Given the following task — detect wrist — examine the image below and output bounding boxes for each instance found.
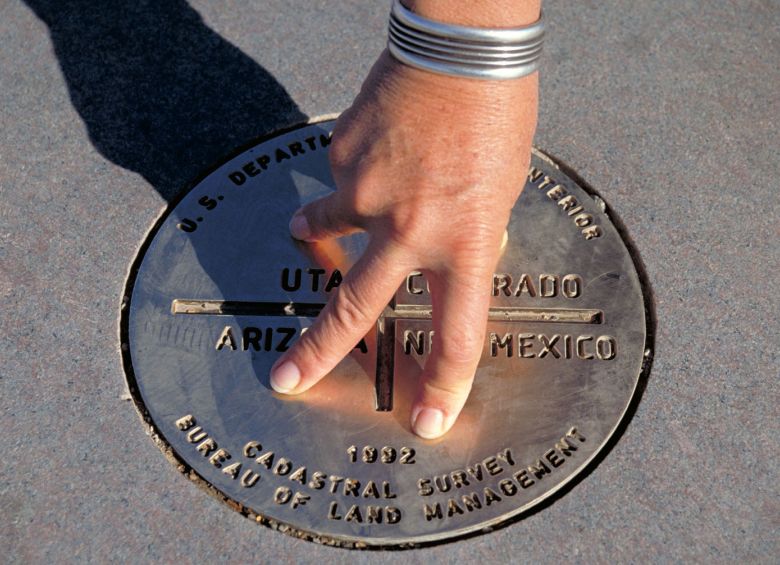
[380,49,536,103]
[401,0,541,27]
[374,50,538,130]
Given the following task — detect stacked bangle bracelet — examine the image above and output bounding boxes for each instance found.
[387,0,545,80]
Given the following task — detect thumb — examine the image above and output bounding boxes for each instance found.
[290,192,360,242]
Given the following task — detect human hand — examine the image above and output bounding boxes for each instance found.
[270,51,538,439]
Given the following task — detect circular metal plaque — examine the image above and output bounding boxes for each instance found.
[121,120,651,548]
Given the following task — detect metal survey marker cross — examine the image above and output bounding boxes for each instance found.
[171,290,604,411]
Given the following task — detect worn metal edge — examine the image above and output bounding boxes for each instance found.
[117,119,656,550]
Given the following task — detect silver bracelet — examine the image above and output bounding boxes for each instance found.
[387,0,545,80]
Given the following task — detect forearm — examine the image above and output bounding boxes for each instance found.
[401,0,541,27]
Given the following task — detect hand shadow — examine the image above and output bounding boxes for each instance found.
[23,0,307,202]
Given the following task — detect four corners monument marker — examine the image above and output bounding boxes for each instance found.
[121,120,651,548]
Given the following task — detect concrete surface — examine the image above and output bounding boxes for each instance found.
[1,0,777,562]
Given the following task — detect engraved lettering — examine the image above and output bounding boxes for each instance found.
[243,441,261,458]
[256,155,271,170]
[567,427,586,442]
[242,327,261,351]
[380,446,397,464]
[288,141,305,156]
[275,148,291,163]
[344,478,361,497]
[242,161,261,178]
[576,336,594,360]
[557,194,579,212]
[490,332,513,357]
[582,225,602,240]
[362,446,378,463]
[547,185,567,201]
[255,451,274,469]
[404,330,425,355]
[544,449,564,468]
[434,475,452,493]
[196,438,217,457]
[515,273,536,297]
[538,176,554,190]
[223,462,242,480]
[274,486,292,505]
[451,470,469,489]
[228,171,246,186]
[596,336,617,360]
[382,481,398,499]
[539,274,558,298]
[514,470,535,488]
[324,269,343,292]
[574,213,593,228]
[527,460,551,480]
[493,273,512,296]
[467,463,484,482]
[187,427,207,444]
[497,448,515,466]
[281,267,301,291]
[175,414,196,431]
[483,487,502,506]
[424,502,443,521]
[329,476,344,494]
[289,466,307,484]
[406,271,426,295]
[418,479,433,496]
[461,493,482,512]
[362,481,380,499]
[345,504,363,523]
[215,326,237,351]
[555,437,578,456]
[447,498,464,517]
[209,448,231,469]
[538,334,561,359]
[275,328,295,352]
[241,470,260,488]
[386,507,402,524]
[366,505,382,524]
[562,274,582,298]
[400,447,416,464]
[291,491,310,509]
[308,471,327,490]
[328,501,342,520]
[307,268,326,292]
[518,333,535,358]
[484,457,503,476]
[499,479,518,496]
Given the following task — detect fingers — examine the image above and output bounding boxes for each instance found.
[289,192,360,242]
[411,268,493,439]
[270,239,411,395]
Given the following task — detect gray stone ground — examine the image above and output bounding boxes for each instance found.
[1,0,777,562]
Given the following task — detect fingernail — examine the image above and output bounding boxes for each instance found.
[411,407,444,439]
[289,212,311,241]
[270,361,301,393]
[500,229,509,252]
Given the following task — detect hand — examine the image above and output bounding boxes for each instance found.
[270,51,538,439]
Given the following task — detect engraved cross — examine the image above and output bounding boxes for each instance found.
[172,293,602,412]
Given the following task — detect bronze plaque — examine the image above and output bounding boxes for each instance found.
[121,120,652,548]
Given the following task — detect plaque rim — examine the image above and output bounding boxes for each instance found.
[118,118,656,549]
